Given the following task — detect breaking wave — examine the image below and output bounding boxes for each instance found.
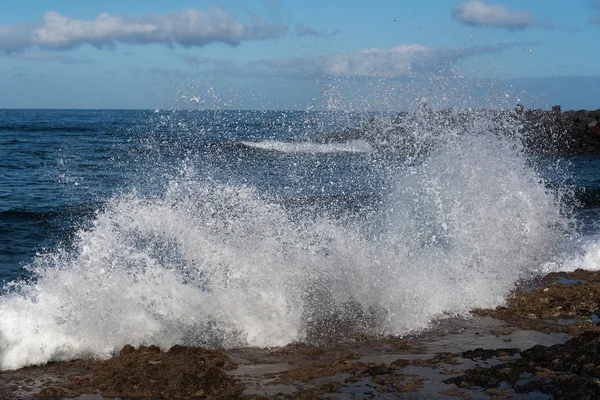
[0,111,578,370]
[241,139,373,154]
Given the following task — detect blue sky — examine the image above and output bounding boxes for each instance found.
[0,0,599,110]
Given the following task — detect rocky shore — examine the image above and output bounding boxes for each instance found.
[2,269,600,399]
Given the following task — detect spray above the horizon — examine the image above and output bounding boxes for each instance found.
[0,100,582,371]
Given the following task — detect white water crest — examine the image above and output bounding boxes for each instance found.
[541,235,600,274]
[0,111,574,370]
[241,139,373,153]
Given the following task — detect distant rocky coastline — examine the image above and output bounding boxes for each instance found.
[515,106,600,154]
[331,105,600,155]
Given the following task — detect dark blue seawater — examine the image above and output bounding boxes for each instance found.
[2,109,600,284]
[0,109,381,281]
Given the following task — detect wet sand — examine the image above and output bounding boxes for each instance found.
[2,269,600,399]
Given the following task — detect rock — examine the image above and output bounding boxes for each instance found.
[38,387,68,397]
[119,344,135,356]
[589,120,598,128]
[460,347,520,361]
[578,110,591,117]
[60,345,242,399]
[576,114,595,123]
[446,332,600,398]
[137,344,161,353]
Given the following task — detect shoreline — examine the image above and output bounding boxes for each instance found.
[2,269,600,399]
[334,106,600,155]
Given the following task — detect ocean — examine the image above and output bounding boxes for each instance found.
[1,108,600,371]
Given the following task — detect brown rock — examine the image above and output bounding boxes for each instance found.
[474,269,600,335]
[119,344,135,356]
[38,387,68,397]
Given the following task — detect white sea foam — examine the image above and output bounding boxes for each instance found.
[0,113,574,370]
[241,139,373,153]
[540,235,600,274]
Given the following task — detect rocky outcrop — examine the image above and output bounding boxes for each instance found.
[559,107,600,153]
[516,106,600,154]
[340,105,600,155]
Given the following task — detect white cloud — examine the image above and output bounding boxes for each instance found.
[259,43,516,79]
[262,45,432,79]
[166,43,519,82]
[452,0,535,30]
[0,7,288,52]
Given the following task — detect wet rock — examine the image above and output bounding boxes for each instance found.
[319,381,342,393]
[450,271,600,398]
[38,387,69,397]
[269,359,367,384]
[460,347,520,361]
[43,345,244,399]
[446,332,600,399]
[363,363,396,376]
[119,344,135,356]
[372,374,424,393]
[474,269,600,335]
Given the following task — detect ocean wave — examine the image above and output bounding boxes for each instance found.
[0,118,573,370]
[241,139,373,154]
